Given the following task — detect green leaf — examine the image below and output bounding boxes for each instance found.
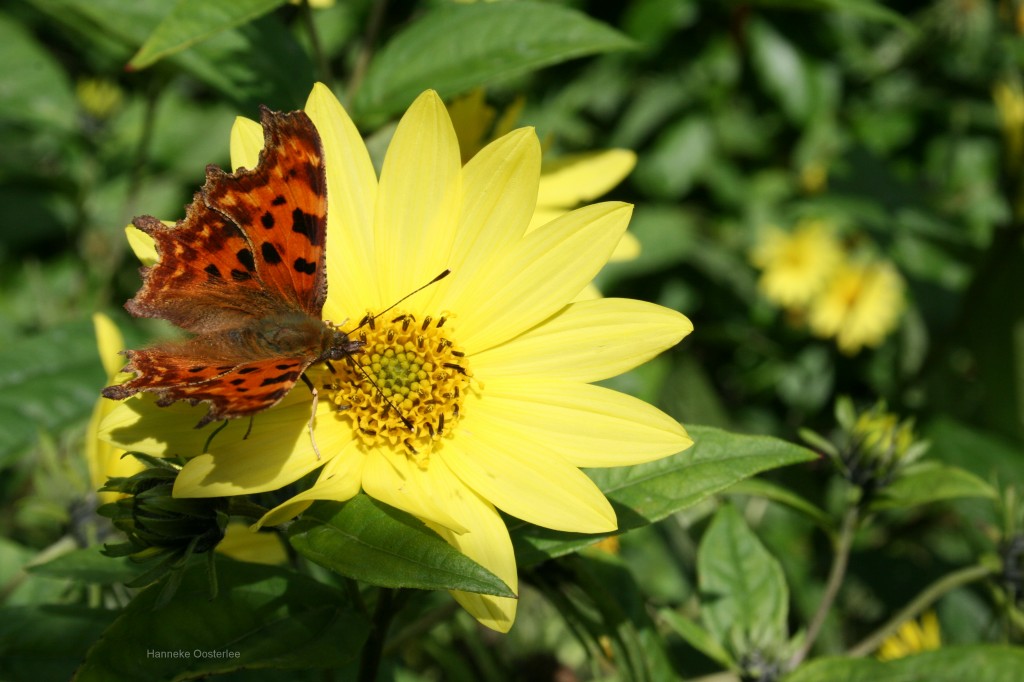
[872,462,997,511]
[129,0,289,70]
[751,0,917,32]
[27,0,312,109]
[633,116,715,199]
[659,608,737,670]
[75,561,366,680]
[698,505,789,653]
[288,496,514,597]
[726,478,833,533]
[512,426,818,566]
[0,606,117,682]
[0,319,105,467]
[783,646,1024,682]
[26,546,142,585]
[353,1,634,125]
[0,12,77,132]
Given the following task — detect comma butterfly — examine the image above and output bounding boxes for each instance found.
[102,107,362,428]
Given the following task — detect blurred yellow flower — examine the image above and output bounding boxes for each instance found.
[749,219,843,309]
[994,80,1024,168]
[808,258,905,355]
[877,612,941,660]
[76,78,123,120]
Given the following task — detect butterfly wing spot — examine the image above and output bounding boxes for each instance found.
[236,248,256,272]
[294,258,316,275]
[291,209,319,245]
[261,242,282,264]
[271,195,286,206]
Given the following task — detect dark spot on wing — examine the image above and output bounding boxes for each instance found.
[236,248,256,272]
[271,195,287,206]
[188,366,207,373]
[261,211,275,228]
[291,209,319,245]
[294,258,316,275]
[260,371,299,387]
[230,269,252,282]
[204,263,221,278]
[237,367,259,374]
[230,378,245,386]
[261,242,282,265]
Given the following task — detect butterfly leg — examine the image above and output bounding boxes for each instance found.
[301,374,322,461]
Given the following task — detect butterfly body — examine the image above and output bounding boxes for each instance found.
[103,107,360,427]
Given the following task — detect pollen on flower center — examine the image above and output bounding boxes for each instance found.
[329,310,470,456]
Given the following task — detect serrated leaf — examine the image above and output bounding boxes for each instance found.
[75,561,366,680]
[129,0,289,70]
[871,462,997,511]
[783,646,1024,682]
[659,608,737,670]
[288,496,514,597]
[512,426,818,566]
[26,546,142,585]
[698,505,789,653]
[353,1,634,125]
[0,606,117,682]
[0,319,105,467]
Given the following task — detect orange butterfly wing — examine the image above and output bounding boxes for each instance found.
[104,108,335,425]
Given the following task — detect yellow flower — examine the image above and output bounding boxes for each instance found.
[216,523,288,565]
[86,313,144,504]
[101,85,694,632]
[877,612,942,660]
[76,78,123,120]
[448,89,640,265]
[749,219,844,310]
[807,258,905,355]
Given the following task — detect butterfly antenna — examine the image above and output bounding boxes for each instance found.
[337,355,415,431]
[351,269,451,332]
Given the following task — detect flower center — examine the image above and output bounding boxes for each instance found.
[329,311,470,456]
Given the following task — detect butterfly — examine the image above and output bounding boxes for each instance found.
[102,107,363,429]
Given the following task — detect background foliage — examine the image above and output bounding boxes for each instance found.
[2,0,1024,680]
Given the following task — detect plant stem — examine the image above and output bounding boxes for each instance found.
[300,0,332,87]
[347,0,388,103]
[358,588,397,682]
[846,563,997,658]
[789,505,860,668]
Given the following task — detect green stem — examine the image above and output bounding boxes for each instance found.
[300,0,332,87]
[358,588,397,682]
[347,0,388,103]
[789,505,860,668]
[847,563,997,658]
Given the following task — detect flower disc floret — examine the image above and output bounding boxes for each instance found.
[333,310,470,455]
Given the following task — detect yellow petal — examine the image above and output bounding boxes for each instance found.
[442,412,617,533]
[374,90,462,307]
[305,83,381,319]
[436,127,540,313]
[216,523,288,565]
[172,395,352,498]
[470,378,692,467]
[535,149,636,210]
[125,224,158,266]
[454,202,632,354]
[361,448,468,533]
[92,312,125,379]
[100,395,223,457]
[229,115,263,171]
[420,456,518,632]
[255,440,365,528]
[612,231,641,262]
[473,297,692,383]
